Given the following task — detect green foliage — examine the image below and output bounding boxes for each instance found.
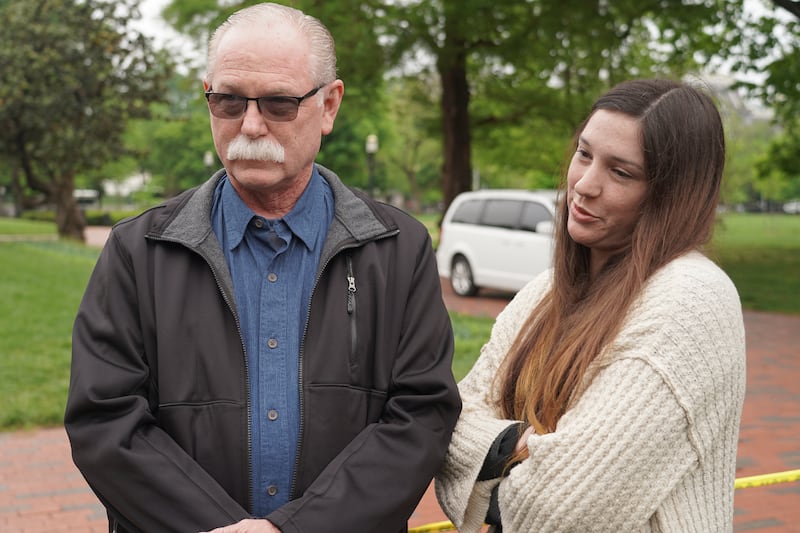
[0,0,171,238]
[150,1,795,212]
[379,76,444,207]
[723,4,799,204]
[754,120,800,203]
[723,114,780,206]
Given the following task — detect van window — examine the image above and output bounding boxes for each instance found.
[451,199,483,224]
[519,201,552,232]
[482,200,523,229]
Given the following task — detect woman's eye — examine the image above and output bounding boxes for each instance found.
[613,168,633,179]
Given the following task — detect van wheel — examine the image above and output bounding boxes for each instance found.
[451,257,478,296]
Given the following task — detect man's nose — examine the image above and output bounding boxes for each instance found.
[240,100,269,136]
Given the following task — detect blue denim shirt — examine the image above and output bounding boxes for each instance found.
[211,168,333,516]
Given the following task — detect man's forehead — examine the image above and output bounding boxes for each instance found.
[211,26,311,88]
[218,22,307,55]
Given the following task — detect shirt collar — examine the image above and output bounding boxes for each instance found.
[219,166,328,252]
[283,166,327,252]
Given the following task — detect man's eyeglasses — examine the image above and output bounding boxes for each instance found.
[205,86,324,122]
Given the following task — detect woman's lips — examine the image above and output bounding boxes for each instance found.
[570,201,599,223]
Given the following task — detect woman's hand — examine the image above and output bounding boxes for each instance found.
[514,425,535,459]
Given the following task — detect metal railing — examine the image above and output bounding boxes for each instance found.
[408,468,800,533]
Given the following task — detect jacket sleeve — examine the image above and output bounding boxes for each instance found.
[266,225,462,533]
[64,230,250,533]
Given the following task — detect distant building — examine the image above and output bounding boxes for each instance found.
[102,172,151,198]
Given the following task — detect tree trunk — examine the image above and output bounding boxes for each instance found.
[54,174,86,242]
[10,167,24,217]
[438,36,472,222]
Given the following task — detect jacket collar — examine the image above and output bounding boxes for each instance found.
[154,165,395,256]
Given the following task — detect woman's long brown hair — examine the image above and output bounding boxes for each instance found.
[497,79,726,435]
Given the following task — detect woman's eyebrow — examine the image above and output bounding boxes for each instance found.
[579,135,644,171]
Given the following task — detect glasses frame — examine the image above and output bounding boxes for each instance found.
[204,85,324,122]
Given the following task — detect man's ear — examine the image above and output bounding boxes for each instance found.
[321,80,344,136]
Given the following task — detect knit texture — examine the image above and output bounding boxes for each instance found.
[435,251,746,532]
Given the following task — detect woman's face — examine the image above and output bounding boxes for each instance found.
[566,110,648,275]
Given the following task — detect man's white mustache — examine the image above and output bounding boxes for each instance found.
[227,135,285,162]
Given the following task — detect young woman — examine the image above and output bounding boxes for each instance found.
[435,79,746,532]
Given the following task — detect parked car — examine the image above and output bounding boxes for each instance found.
[783,200,800,215]
[436,189,558,296]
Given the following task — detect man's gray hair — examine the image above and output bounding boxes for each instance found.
[206,3,337,87]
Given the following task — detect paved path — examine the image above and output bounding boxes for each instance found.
[1,229,797,531]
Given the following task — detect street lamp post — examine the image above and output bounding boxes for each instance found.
[203,150,215,175]
[365,134,378,198]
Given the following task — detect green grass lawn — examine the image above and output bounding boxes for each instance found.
[0,212,798,429]
[710,213,800,314]
[0,240,99,428]
[0,217,57,235]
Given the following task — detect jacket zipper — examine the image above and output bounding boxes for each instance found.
[288,240,374,500]
[346,254,357,367]
[288,228,399,500]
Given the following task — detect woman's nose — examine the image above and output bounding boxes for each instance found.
[574,163,602,198]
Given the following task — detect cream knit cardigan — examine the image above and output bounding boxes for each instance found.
[436,252,746,532]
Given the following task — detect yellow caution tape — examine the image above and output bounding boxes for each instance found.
[734,468,800,489]
[410,469,800,533]
[409,521,457,533]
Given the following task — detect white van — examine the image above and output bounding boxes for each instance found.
[436,189,558,296]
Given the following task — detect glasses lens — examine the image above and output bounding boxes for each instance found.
[259,97,300,122]
[207,94,246,119]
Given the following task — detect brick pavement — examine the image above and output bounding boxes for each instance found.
[0,229,797,531]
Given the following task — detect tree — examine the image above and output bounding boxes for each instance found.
[0,0,170,240]
[383,75,443,211]
[119,71,217,199]
[722,1,799,204]
[377,0,745,214]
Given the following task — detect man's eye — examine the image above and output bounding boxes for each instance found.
[266,97,294,105]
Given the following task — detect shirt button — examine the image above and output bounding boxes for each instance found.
[267,485,278,496]
[267,409,279,421]
[267,272,278,282]
[267,338,278,349]
[253,218,265,229]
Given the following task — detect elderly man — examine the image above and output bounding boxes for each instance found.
[65,4,460,532]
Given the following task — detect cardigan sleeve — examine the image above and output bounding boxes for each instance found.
[499,358,699,531]
[435,274,551,533]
